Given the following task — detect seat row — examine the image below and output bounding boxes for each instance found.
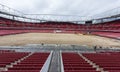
[62,53,99,72]
[92,32,120,39]
[82,52,120,72]
[2,52,50,72]
[0,52,29,68]
[0,30,28,36]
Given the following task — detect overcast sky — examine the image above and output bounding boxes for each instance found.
[0,0,120,16]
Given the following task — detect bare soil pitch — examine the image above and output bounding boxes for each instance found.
[0,33,120,47]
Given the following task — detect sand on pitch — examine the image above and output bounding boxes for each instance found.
[0,33,120,47]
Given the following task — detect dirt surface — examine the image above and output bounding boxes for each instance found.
[0,33,120,47]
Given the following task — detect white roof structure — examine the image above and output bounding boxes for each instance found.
[0,3,120,24]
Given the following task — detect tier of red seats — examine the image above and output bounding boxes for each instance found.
[3,52,50,72]
[82,52,120,72]
[92,32,120,39]
[0,52,29,68]
[87,20,120,39]
[0,30,28,36]
[1,17,120,31]
[0,17,120,38]
[62,53,99,72]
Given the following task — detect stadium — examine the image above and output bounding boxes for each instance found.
[0,0,120,72]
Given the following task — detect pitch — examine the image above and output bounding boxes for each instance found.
[0,33,119,47]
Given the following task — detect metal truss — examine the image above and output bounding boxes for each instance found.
[0,3,120,24]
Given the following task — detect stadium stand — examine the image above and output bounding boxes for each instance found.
[82,52,120,72]
[4,53,50,72]
[62,53,99,72]
[91,31,120,39]
[0,52,29,68]
[89,20,120,39]
[0,16,120,39]
[0,17,82,34]
[0,30,28,36]
[0,49,50,72]
[1,47,120,72]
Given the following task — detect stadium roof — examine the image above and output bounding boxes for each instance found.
[1,0,120,16]
[0,0,120,23]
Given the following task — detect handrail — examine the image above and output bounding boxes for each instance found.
[60,50,64,72]
[40,51,53,72]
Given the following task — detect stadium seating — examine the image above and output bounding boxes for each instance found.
[1,16,120,31]
[0,30,28,36]
[3,52,50,72]
[91,32,120,39]
[82,52,120,72]
[0,52,29,68]
[89,20,120,39]
[62,53,99,72]
[0,16,120,38]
